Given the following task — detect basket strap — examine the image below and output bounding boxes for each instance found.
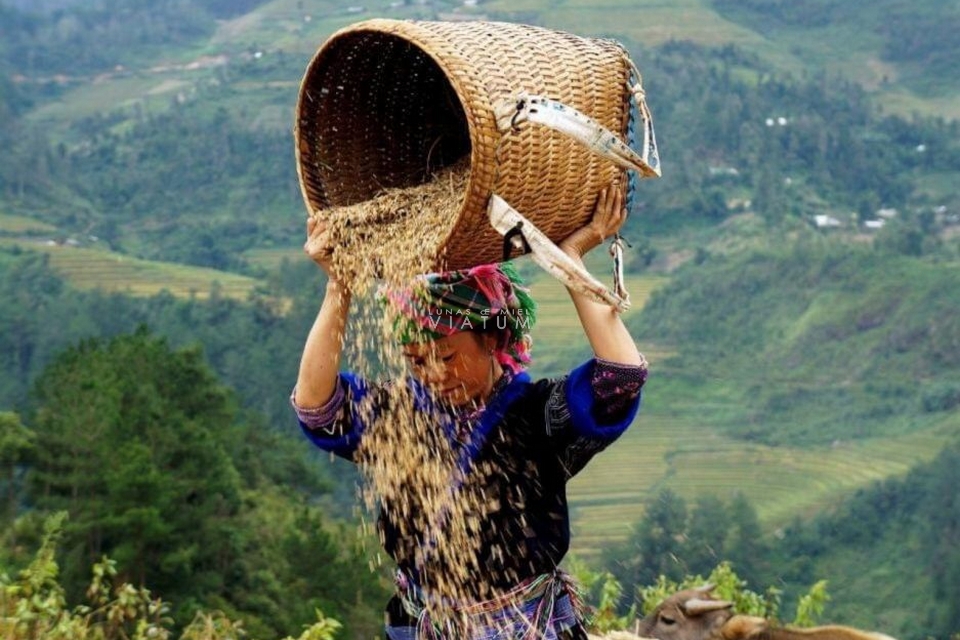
[608,233,626,302]
[494,93,661,178]
[488,194,631,312]
[626,57,661,179]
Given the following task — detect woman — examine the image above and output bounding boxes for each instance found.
[291,186,647,639]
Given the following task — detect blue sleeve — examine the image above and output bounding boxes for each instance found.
[299,372,371,461]
[564,360,641,440]
[546,360,642,479]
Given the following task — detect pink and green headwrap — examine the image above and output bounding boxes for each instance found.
[383,262,537,373]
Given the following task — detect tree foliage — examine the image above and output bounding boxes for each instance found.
[0,252,322,444]
[603,490,773,604]
[0,512,343,640]
[0,411,34,549]
[29,329,244,606]
[777,443,960,638]
[602,445,960,639]
[6,329,389,638]
[637,561,784,622]
[620,42,960,239]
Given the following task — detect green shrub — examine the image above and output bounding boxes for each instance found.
[0,514,342,640]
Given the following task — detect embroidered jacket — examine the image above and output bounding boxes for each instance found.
[292,358,645,621]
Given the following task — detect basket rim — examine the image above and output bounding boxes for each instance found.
[294,19,496,268]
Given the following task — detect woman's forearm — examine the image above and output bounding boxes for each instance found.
[294,280,352,408]
[556,186,643,366]
[563,251,644,366]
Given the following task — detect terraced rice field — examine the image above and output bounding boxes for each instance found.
[478,0,799,72]
[0,213,56,234]
[526,268,672,373]
[0,239,261,300]
[566,410,956,559]
[515,262,957,560]
[243,246,303,271]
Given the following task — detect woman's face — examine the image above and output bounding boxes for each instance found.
[402,331,500,407]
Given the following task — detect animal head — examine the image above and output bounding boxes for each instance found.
[635,584,735,640]
[632,587,899,640]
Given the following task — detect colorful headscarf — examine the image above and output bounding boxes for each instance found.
[382,262,537,373]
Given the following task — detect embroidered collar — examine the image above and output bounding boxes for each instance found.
[451,369,515,426]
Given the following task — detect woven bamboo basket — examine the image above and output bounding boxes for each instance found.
[295,18,658,276]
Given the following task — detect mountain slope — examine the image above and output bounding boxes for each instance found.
[634,236,960,445]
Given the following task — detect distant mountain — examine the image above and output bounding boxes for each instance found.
[712,0,960,98]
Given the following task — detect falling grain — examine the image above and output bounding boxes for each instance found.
[314,158,509,628]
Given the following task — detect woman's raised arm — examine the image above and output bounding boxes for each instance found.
[293,217,353,408]
[557,186,644,367]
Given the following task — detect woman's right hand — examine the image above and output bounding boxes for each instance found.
[559,185,627,259]
[303,216,336,275]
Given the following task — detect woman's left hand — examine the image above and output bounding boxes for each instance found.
[559,185,627,258]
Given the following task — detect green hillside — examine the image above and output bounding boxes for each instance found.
[771,442,960,638]
[12,0,960,129]
[567,412,955,559]
[711,0,960,116]
[0,212,55,234]
[4,0,959,271]
[636,239,960,444]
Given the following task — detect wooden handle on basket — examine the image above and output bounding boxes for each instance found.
[494,93,660,179]
[488,195,631,313]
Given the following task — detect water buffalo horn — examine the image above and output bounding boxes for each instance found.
[683,598,734,615]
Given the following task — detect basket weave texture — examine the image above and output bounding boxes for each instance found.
[295,19,634,271]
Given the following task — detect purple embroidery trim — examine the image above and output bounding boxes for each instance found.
[290,380,346,433]
[591,356,648,420]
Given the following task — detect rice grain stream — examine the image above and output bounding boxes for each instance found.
[316,159,513,630]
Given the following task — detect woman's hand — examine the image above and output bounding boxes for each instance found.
[559,185,627,259]
[303,215,336,275]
